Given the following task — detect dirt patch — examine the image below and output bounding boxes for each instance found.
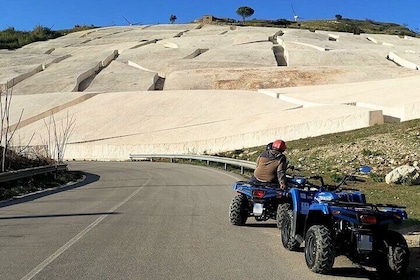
[164,65,417,91]
[212,67,344,90]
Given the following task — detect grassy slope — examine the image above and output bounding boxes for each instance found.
[244,17,419,37]
[221,119,420,225]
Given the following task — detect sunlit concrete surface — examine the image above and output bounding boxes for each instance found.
[1,24,420,160]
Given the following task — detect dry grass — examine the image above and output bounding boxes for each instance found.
[219,118,420,224]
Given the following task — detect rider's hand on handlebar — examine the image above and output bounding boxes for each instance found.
[280,182,287,190]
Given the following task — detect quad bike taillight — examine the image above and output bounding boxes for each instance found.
[253,190,265,198]
[359,214,377,225]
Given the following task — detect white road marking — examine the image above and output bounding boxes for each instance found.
[20,178,151,280]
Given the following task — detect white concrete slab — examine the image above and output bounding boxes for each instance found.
[1,24,419,160]
[260,75,420,121]
[4,92,92,128]
[12,90,383,160]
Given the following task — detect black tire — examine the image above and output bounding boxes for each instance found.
[280,210,300,251]
[276,202,291,229]
[376,230,409,277]
[229,194,248,226]
[304,225,335,274]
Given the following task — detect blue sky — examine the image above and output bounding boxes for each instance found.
[2,0,419,32]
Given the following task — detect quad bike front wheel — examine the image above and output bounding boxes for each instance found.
[304,225,335,274]
[280,210,300,251]
[376,230,409,277]
[229,194,248,226]
[276,202,291,229]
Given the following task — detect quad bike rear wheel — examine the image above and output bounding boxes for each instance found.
[376,230,409,277]
[229,194,248,226]
[304,225,335,274]
[280,210,300,251]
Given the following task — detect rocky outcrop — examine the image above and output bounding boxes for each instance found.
[385,165,420,185]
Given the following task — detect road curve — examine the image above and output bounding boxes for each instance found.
[0,161,376,280]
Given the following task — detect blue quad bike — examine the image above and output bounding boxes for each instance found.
[229,166,310,227]
[280,166,410,277]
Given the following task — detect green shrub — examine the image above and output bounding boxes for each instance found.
[361,148,383,157]
[330,173,344,183]
[369,172,385,182]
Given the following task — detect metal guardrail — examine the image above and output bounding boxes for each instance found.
[129,154,256,174]
[0,164,68,183]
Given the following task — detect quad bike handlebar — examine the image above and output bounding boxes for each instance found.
[285,165,369,192]
[288,172,367,192]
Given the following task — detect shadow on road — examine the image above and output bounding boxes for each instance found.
[0,172,100,208]
[407,246,420,279]
[245,223,278,228]
[326,267,378,279]
[0,211,118,220]
[301,251,420,279]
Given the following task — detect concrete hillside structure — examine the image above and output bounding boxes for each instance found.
[1,23,420,160]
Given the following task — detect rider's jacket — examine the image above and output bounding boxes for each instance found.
[253,150,287,186]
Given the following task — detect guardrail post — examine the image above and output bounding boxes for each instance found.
[224,163,227,170]
[241,166,244,174]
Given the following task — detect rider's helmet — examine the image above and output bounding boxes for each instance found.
[272,139,286,152]
[266,142,273,150]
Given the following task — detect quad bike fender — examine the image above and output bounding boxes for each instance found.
[308,203,330,215]
[290,188,318,214]
[289,188,329,242]
[232,181,253,197]
[303,210,334,238]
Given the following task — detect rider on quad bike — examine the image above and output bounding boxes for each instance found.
[250,139,288,190]
[229,139,295,227]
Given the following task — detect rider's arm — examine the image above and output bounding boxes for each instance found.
[255,155,261,167]
[277,156,287,189]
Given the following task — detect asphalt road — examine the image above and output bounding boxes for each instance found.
[0,161,378,280]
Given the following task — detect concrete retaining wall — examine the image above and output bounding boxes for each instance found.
[388,51,419,70]
[403,101,420,121]
[73,62,102,92]
[62,106,383,161]
[5,65,43,90]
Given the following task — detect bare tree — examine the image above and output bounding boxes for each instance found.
[1,82,74,171]
[0,83,25,172]
[40,112,75,163]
